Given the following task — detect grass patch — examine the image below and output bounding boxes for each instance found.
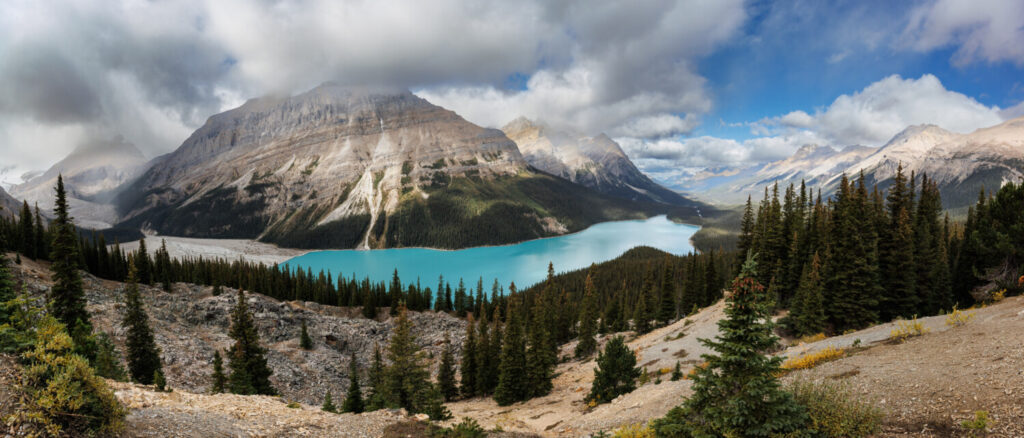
[889,316,929,343]
[781,345,846,371]
[787,380,883,438]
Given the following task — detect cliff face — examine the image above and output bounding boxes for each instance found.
[117,84,654,249]
[502,117,697,206]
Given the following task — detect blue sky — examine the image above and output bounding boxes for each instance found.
[1,0,1022,189]
[695,1,1024,142]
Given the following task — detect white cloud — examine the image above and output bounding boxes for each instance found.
[418,0,747,135]
[902,0,1024,66]
[0,0,748,178]
[758,74,1004,146]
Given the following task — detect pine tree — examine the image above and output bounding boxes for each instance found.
[153,369,167,392]
[48,175,93,356]
[210,350,226,394]
[657,257,676,325]
[788,252,826,337]
[299,319,313,350]
[825,175,880,331]
[155,239,172,291]
[670,361,683,381]
[135,238,152,285]
[382,304,438,414]
[122,261,164,384]
[18,201,35,259]
[474,311,493,395]
[93,332,127,381]
[367,343,386,410]
[342,354,364,413]
[438,334,458,401]
[494,298,528,405]
[460,315,478,397]
[585,335,640,405]
[227,289,276,395]
[738,195,755,259]
[322,391,337,413]
[480,314,502,395]
[575,273,598,359]
[652,258,807,437]
[525,296,555,398]
[632,285,650,334]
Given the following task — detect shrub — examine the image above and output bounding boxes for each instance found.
[890,317,929,343]
[991,289,1006,302]
[945,306,975,327]
[960,410,991,436]
[612,423,655,438]
[787,380,883,438]
[781,345,846,371]
[450,417,486,438]
[7,316,126,436]
[586,336,640,405]
[287,401,301,409]
[798,332,827,344]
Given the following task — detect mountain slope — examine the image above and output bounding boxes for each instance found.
[833,117,1024,210]
[700,144,875,203]
[117,84,659,249]
[0,186,21,219]
[11,136,149,228]
[699,116,1024,211]
[502,117,698,206]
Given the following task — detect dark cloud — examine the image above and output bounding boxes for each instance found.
[0,44,101,124]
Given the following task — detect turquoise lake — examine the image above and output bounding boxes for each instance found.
[282,215,698,290]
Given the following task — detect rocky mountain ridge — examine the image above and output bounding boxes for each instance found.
[502,117,696,206]
[698,116,1024,210]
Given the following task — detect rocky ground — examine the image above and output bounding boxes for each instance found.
[9,256,466,407]
[113,381,410,437]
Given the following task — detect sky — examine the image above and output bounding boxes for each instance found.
[1,0,1023,190]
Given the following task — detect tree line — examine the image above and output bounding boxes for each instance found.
[739,168,1023,337]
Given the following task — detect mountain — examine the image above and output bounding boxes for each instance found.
[699,144,875,203]
[502,117,697,206]
[831,117,1024,210]
[0,186,21,219]
[10,136,149,229]
[698,116,1024,211]
[117,84,662,249]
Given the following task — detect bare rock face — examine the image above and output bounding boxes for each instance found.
[116,84,648,249]
[502,117,695,206]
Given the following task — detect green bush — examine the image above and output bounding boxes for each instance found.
[786,380,883,438]
[7,316,126,436]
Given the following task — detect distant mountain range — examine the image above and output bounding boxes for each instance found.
[112,84,698,249]
[10,135,149,229]
[697,116,1024,211]
[501,117,697,207]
